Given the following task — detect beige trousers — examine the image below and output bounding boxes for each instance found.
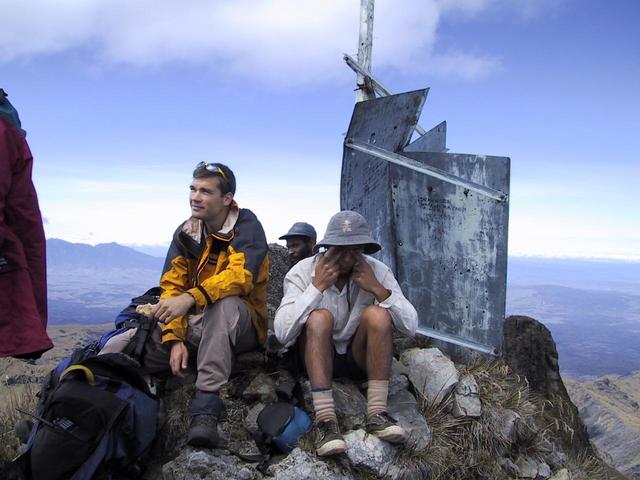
[100,296,258,391]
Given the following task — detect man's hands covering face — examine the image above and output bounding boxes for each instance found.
[354,255,391,302]
[312,248,391,302]
[312,247,340,292]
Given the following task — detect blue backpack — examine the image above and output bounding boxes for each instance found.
[14,353,158,480]
[6,288,163,480]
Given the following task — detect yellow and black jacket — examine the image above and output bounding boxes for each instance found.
[159,203,269,344]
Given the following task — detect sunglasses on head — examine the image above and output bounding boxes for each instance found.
[195,162,229,182]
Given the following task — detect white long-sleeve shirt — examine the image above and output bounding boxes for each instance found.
[274,254,418,354]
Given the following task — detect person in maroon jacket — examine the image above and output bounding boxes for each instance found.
[0,89,53,358]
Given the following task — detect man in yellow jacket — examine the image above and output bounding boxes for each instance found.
[103,162,269,448]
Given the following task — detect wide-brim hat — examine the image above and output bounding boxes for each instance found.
[314,210,382,255]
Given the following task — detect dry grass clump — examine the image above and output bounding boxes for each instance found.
[539,392,582,450]
[567,452,628,480]
[410,359,547,480]
[0,384,38,461]
[154,382,194,457]
[402,359,625,480]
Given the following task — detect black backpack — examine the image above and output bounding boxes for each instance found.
[12,353,158,480]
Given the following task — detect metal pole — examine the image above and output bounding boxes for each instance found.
[345,140,508,202]
[345,53,428,135]
[416,327,499,355]
[356,0,375,102]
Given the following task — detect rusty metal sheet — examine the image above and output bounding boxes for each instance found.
[341,90,510,356]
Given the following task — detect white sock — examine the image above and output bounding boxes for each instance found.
[311,388,337,424]
[367,380,389,416]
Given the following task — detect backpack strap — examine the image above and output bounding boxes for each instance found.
[275,382,295,402]
[60,365,96,385]
[275,379,306,408]
[122,316,156,363]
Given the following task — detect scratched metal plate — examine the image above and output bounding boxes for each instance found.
[341,89,428,273]
[390,152,510,355]
[341,91,510,355]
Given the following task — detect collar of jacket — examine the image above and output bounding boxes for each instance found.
[181,201,240,243]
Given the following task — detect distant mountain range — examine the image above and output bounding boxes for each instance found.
[566,372,640,479]
[44,239,640,378]
[46,239,164,326]
[506,257,640,379]
[508,256,640,294]
[47,238,165,269]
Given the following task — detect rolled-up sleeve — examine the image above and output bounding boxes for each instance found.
[274,261,323,346]
[375,265,419,337]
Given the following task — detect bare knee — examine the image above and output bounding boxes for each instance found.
[304,309,335,338]
[361,305,392,334]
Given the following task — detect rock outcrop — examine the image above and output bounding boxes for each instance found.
[503,315,594,456]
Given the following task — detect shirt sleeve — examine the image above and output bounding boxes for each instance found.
[159,253,190,343]
[375,264,419,336]
[273,261,324,346]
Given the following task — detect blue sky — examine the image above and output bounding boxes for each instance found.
[1,0,638,260]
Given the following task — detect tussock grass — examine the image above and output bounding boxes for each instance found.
[155,383,193,457]
[398,359,625,480]
[539,392,581,448]
[569,452,628,480]
[408,360,548,480]
[0,384,37,461]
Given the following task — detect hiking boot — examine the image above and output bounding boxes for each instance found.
[187,414,221,448]
[366,412,407,444]
[313,419,347,456]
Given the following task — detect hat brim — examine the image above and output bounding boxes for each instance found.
[313,237,382,255]
[279,234,315,241]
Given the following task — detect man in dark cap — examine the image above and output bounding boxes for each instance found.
[274,211,418,457]
[279,221,317,266]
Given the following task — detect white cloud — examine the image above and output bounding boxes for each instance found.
[428,51,502,79]
[436,0,562,19]
[0,0,509,85]
[436,0,494,16]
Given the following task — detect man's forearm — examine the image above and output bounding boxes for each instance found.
[371,283,391,303]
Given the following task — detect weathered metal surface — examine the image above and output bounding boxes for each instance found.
[341,91,510,356]
[343,53,428,136]
[405,121,447,153]
[341,90,428,274]
[346,140,507,201]
[391,152,509,355]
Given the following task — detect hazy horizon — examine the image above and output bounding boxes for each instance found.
[2,1,638,260]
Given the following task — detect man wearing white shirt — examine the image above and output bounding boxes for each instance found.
[274,210,418,457]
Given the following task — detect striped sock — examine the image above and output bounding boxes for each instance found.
[367,380,389,416]
[311,387,337,424]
